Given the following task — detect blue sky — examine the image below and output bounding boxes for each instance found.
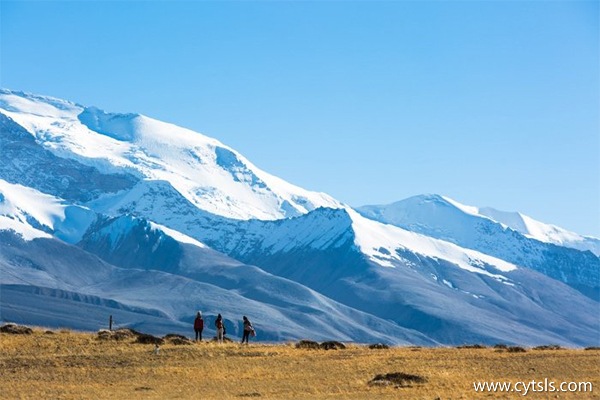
[1,1,599,236]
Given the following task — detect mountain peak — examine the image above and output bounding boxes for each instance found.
[357,195,600,258]
[0,88,80,123]
[0,89,342,221]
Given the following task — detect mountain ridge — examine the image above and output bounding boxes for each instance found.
[0,89,341,221]
[357,195,600,300]
[1,89,598,346]
[358,194,599,254]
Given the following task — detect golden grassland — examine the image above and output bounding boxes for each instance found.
[1,329,599,399]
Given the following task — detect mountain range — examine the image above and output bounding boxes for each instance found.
[1,89,598,346]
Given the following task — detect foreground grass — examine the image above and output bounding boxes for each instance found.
[1,329,599,399]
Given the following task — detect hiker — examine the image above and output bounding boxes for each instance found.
[241,315,255,345]
[194,311,204,341]
[215,313,224,344]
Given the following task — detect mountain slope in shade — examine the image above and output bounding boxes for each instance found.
[0,229,433,345]
[88,178,597,345]
[357,195,600,300]
[0,89,341,220]
[182,208,599,347]
[0,181,432,344]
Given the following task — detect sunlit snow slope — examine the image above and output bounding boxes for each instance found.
[358,195,600,256]
[0,179,95,242]
[357,195,600,299]
[0,89,341,220]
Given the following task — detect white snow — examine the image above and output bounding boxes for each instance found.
[348,208,517,278]
[445,198,600,255]
[0,215,51,240]
[0,92,76,120]
[479,207,599,254]
[0,180,67,229]
[0,179,95,243]
[441,195,481,217]
[359,194,600,257]
[148,222,207,248]
[0,89,342,221]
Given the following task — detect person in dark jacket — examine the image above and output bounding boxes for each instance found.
[215,313,224,344]
[194,311,204,342]
[241,316,254,345]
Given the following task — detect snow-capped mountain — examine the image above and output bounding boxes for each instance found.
[178,208,598,346]
[358,195,600,256]
[1,89,598,346]
[0,89,341,220]
[0,111,138,204]
[357,195,600,300]
[0,182,430,343]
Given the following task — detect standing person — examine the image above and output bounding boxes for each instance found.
[194,311,204,342]
[241,316,254,345]
[215,313,224,344]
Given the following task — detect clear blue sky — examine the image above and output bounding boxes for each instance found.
[1,1,599,236]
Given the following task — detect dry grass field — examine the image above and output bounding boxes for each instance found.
[1,327,599,399]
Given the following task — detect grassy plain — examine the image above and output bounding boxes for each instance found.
[1,329,599,399]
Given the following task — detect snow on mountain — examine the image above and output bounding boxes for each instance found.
[359,194,600,256]
[357,195,600,299]
[349,209,517,275]
[148,221,207,248]
[0,112,138,203]
[67,210,598,346]
[478,206,600,254]
[91,179,517,286]
[0,179,96,242]
[1,89,598,346]
[178,207,598,346]
[0,175,430,343]
[0,89,341,220]
[82,168,513,277]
